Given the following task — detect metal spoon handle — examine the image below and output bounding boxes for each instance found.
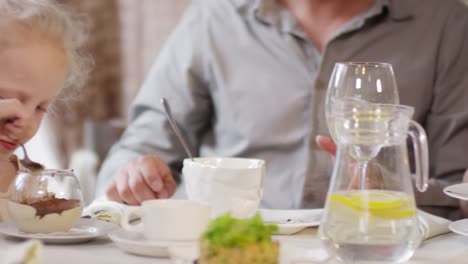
[20,144,30,160]
[161,98,194,161]
[19,144,45,170]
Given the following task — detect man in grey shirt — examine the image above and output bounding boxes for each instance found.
[97,0,468,219]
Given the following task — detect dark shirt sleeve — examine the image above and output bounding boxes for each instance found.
[415,2,468,219]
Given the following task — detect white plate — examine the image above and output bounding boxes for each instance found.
[109,229,197,258]
[258,209,322,235]
[443,183,468,200]
[449,219,468,236]
[0,218,117,244]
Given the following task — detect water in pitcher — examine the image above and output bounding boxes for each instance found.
[320,190,421,263]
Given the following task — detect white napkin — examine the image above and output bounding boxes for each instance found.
[418,210,452,240]
[4,239,43,264]
[84,196,451,239]
[82,196,128,224]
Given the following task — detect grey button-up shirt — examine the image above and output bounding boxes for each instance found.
[97,0,468,218]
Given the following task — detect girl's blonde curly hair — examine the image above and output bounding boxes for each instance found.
[0,0,92,98]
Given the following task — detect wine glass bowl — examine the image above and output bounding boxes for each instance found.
[326,62,399,106]
[325,62,400,158]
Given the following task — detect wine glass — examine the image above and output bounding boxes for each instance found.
[325,62,400,189]
[325,62,400,140]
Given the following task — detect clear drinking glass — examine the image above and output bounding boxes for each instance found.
[7,169,84,233]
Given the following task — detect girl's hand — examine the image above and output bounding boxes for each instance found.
[0,98,24,118]
[0,98,27,138]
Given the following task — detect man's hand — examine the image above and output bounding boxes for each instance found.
[106,155,177,205]
[315,135,337,156]
[315,135,383,190]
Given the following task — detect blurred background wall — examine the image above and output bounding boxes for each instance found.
[26,0,191,170]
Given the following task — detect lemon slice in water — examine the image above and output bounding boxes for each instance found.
[330,190,416,219]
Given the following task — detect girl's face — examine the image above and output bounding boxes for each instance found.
[0,32,68,157]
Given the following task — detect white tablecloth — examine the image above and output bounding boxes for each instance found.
[1,228,468,264]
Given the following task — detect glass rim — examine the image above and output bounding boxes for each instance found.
[335,62,392,68]
[183,157,265,169]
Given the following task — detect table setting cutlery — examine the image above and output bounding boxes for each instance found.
[161,97,194,161]
[259,209,323,235]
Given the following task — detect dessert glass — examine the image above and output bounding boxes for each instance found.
[7,169,84,233]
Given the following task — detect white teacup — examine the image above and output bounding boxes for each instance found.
[182,157,265,218]
[120,199,210,241]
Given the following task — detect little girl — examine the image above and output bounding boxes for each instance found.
[0,0,89,221]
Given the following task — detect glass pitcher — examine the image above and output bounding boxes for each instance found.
[319,99,429,263]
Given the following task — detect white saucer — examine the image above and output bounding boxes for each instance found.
[258,209,322,235]
[449,219,468,236]
[444,183,468,200]
[109,229,198,258]
[0,218,117,244]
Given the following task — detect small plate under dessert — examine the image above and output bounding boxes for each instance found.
[259,209,323,235]
[0,218,116,244]
[109,229,198,258]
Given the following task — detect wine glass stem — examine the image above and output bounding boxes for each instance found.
[359,161,368,190]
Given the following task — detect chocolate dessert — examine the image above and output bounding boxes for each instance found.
[7,169,84,233]
[21,193,81,218]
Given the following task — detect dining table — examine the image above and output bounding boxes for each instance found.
[2,226,468,264]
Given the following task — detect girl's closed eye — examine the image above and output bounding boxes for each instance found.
[36,105,48,113]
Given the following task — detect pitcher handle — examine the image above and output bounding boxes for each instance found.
[408,120,429,192]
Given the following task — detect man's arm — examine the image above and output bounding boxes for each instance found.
[415,2,468,219]
[96,0,212,202]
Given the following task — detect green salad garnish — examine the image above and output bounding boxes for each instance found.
[201,213,278,248]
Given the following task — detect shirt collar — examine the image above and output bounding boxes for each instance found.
[248,0,413,37]
[253,0,304,37]
[253,0,304,36]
